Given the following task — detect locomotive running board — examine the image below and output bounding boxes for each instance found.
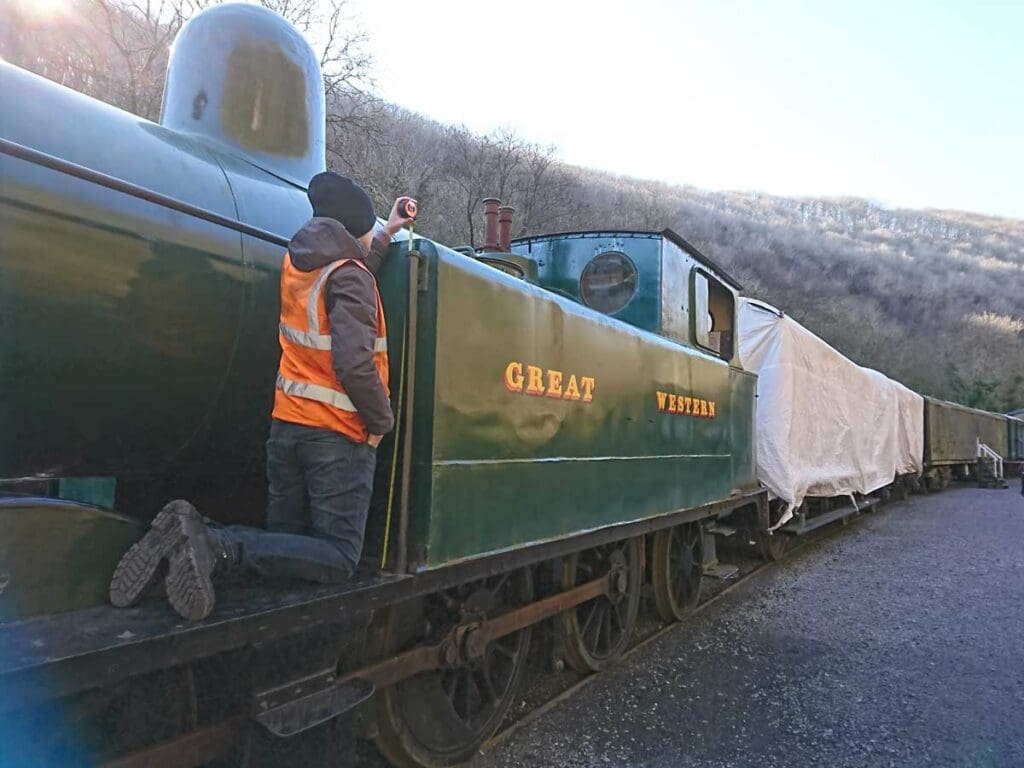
[782,496,881,536]
[251,572,616,738]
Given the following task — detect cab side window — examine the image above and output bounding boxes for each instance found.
[693,270,735,361]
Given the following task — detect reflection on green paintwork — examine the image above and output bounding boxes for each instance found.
[370,240,758,570]
[0,500,141,622]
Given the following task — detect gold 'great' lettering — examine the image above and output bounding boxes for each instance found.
[504,361,595,403]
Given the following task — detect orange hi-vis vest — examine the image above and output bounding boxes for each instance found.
[272,253,389,443]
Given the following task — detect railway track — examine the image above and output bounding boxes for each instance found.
[344,501,881,768]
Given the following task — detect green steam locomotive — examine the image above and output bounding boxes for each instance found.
[1,5,1016,768]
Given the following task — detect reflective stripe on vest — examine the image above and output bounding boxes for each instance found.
[278,323,388,353]
[279,260,388,353]
[276,373,357,412]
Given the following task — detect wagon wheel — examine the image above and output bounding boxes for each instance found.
[756,530,788,561]
[651,522,703,622]
[559,537,643,672]
[756,499,790,561]
[371,569,533,768]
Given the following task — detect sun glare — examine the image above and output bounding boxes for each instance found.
[17,0,70,22]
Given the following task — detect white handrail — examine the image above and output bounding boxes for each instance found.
[977,439,1004,480]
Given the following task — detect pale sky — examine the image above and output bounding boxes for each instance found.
[349,0,1023,220]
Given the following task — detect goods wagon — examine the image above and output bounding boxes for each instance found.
[0,5,767,766]
[736,299,923,557]
[923,397,1008,489]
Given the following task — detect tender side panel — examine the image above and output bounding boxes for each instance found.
[421,252,756,567]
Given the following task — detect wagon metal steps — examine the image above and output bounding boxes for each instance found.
[781,496,881,536]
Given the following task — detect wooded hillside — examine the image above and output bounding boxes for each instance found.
[4,0,1021,410]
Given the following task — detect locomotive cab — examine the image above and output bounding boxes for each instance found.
[511,230,742,366]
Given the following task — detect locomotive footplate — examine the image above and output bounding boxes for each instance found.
[251,571,617,740]
[1,489,766,716]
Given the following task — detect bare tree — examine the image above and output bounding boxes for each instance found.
[2,0,374,124]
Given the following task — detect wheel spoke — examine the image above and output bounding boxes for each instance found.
[610,595,625,632]
[461,670,475,721]
[586,602,606,648]
[492,638,517,660]
[579,599,600,640]
[475,665,499,704]
[601,601,614,652]
[489,571,511,598]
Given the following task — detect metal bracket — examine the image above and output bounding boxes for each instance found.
[253,668,374,738]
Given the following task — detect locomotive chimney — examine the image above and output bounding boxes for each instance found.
[498,206,516,253]
[481,198,501,251]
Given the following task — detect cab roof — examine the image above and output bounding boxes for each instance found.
[512,228,744,291]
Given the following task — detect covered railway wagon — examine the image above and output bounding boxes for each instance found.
[0,5,766,766]
[735,299,924,552]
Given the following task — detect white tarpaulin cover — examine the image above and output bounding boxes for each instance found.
[738,299,924,512]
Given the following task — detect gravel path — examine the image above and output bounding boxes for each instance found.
[471,487,1024,768]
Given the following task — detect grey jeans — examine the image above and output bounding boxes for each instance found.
[218,420,377,583]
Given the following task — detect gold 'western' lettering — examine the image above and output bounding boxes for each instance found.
[654,388,719,420]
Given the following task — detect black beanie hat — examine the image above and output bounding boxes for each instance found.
[307,171,376,238]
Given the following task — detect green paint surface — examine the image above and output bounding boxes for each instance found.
[395,245,757,568]
[0,500,141,622]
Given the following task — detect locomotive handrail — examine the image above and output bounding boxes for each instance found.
[0,137,291,248]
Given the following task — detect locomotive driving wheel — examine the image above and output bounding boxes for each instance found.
[651,522,703,622]
[371,568,533,768]
[559,536,643,672]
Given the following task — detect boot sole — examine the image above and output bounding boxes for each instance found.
[165,510,216,622]
[109,500,192,608]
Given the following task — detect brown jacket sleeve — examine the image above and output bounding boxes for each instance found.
[323,264,394,436]
[365,229,391,274]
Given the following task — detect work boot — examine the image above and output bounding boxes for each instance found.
[109,499,195,608]
[164,503,220,621]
